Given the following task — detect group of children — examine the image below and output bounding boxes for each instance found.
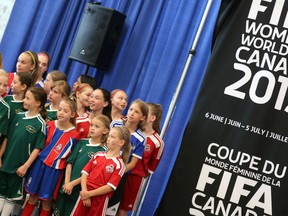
[0,50,165,216]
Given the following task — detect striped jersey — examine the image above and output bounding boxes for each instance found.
[38,120,79,169]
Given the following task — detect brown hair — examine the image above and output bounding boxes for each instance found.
[16,72,33,95]
[25,50,40,85]
[70,83,93,102]
[27,86,47,120]
[51,80,71,98]
[60,97,77,126]
[48,70,67,82]
[147,103,163,134]
[112,126,131,164]
[130,99,149,131]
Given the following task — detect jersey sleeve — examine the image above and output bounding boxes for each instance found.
[34,121,47,149]
[107,158,125,190]
[66,139,84,164]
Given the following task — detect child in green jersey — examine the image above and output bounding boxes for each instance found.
[0,86,47,216]
[54,115,110,216]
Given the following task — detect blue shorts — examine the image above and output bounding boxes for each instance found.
[24,159,62,200]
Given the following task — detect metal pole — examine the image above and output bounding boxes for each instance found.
[132,0,214,215]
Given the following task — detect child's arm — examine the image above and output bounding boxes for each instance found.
[0,138,7,168]
[62,163,81,195]
[80,185,113,200]
[16,148,40,177]
[125,156,139,173]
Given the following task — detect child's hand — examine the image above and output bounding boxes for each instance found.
[16,165,28,177]
[63,182,74,195]
[80,190,91,200]
[82,198,91,207]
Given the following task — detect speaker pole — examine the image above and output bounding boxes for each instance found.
[84,64,90,75]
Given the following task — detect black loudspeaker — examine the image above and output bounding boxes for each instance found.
[69,3,126,70]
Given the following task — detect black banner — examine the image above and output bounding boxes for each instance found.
[156,0,288,215]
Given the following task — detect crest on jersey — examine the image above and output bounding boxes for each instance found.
[56,144,62,151]
[145,144,151,152]
[26,125,36,133]
[106,164,114,173]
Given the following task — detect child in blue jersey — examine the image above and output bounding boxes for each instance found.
[54,114,110,216]
[107,99,148,216]
[0,86,47,216]
[22,97,79,216]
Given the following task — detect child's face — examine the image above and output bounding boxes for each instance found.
[77,87,93,108]
[48,86,63,105]
[37,54,49,76]
[89,89,108,112]
[107,128,123,150]
[16,52,35,72]
[0,75,8,96]
[127,103,145,124]
[89,118,108,139]
[23,90,38,110]
[111,91,128,111]
[44,74,53,94]
[11,75,23,95]
[57,101,75,123]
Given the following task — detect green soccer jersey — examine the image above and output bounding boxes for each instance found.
[54,139,107,216]
[1,112,46,174]
[46,105,58,121]
[4,95,25,119]
[4,95,26,137]
[0,96,10,136]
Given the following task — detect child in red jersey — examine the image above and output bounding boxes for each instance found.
[71,126,131,216]
[22,98,79,216]
[117,103,165,216]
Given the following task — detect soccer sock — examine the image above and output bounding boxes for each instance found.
[1,199,15,216]
[22,202,35,216]
[0,197,5,212]
[40,208,51,216]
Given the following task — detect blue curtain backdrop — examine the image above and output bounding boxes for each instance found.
[0,0,221,214]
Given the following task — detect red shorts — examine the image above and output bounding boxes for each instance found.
[119,174,144,211]
[71,185,109,216]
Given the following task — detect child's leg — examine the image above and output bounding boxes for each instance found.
[41,199,51,212]
[1,198,15,216]
[22,194,39,216]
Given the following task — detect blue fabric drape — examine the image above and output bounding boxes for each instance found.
[0,0,221,215]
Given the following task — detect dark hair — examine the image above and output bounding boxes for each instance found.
[98,88,112,120]
[80,74,97,89]
[25,50,40,85]
[147,103,163,134]
[37,51,51,79]
[27,86,47,120]
[112,126,131,164]
[16,72,33,95]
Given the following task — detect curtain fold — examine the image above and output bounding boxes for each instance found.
[0,0,221,215]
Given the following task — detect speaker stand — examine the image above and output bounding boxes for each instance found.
[84,64,90,75]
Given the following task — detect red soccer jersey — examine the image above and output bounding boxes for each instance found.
[76,112,90,139]
[132,131,165,177]
[82,152,125,198]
